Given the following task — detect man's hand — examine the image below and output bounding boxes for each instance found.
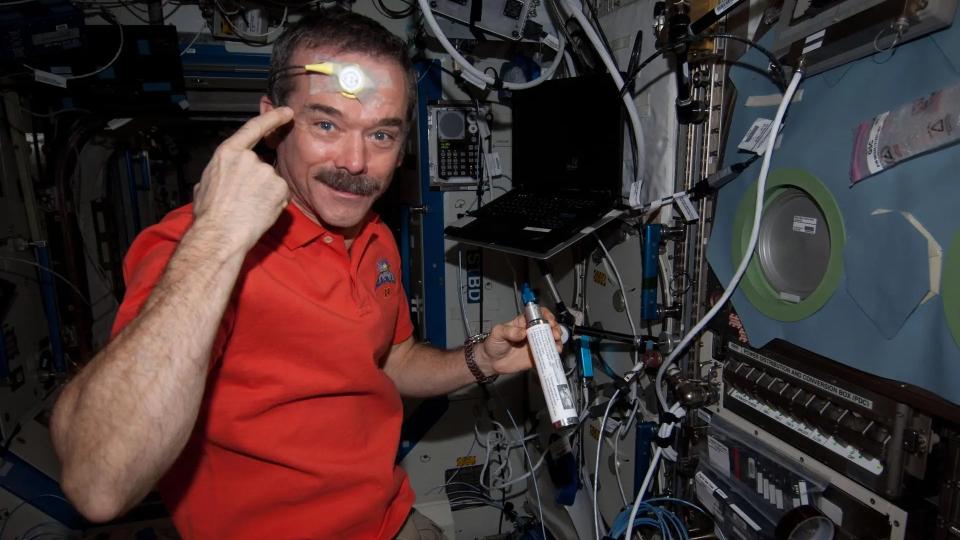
[193,107,295,251]
[478,308,564,376]
[50,109,297,522]
[382,308,565,398]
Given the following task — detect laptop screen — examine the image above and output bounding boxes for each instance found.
[511,73,624,198]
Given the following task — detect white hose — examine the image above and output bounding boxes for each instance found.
[558,0,647,194]
[594,389,622,540]
[623,446,661,539]
[563,51,578,76]
[624,403,684,540]
[643,68,805,411]
[417,0,566,90]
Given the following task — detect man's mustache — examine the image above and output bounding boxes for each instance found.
[314,169,382,196]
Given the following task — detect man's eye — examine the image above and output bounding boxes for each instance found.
[316,121,334,131]
[373,131,396,142]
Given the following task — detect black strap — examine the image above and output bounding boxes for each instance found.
[654,435,673,448]
[660,412,680,425]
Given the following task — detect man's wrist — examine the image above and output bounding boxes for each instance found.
[463,333,497,384]
[188,217,256,258]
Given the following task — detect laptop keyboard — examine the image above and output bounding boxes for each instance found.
[476,192,603,230]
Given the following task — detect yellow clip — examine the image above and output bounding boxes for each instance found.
[303,62,367,99]
[304,62,336,76]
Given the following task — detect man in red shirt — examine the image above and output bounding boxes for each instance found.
[50,9,559,539]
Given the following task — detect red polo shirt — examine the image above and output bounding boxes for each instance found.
[111,204,415,539]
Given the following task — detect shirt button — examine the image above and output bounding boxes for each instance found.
[323,236,333,244]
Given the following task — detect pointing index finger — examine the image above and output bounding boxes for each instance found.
[226,107,295,150]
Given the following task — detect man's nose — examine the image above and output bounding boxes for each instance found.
[334,132,367,175]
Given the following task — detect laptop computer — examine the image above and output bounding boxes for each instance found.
[443,73,625,260]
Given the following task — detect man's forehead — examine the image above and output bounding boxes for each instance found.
[286,47,407,116]
[289,47,401,78]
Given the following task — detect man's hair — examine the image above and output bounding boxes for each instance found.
[267,9,415,121]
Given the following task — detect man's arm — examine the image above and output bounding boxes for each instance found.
[49,108,294,522]
[382,312,561,398]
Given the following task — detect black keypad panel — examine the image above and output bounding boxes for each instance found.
[438,135,481,180]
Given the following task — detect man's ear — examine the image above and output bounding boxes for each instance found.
[260,96,291,149]
[259,95,274,115]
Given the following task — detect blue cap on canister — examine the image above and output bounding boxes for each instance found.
[521,283,536,305]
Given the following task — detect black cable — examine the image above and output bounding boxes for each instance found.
[583,0,616,60]
[409,59,461,83]
[434,64,460,80]
[619,31,787,98]
[267,64,311,92]
[112,0,182,23]
[699,32,787,89]
[119,1,154,23]
[164,2,181,17]
[373,0,414,19]
[590,344,625,384]
[625,99,640,183]
[269,64,306,78]
[619,45,670,97]
[498,493,506,533]
[626,29,644,82]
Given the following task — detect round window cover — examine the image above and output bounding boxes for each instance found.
[731,168,845,322]
[757,188,832,301]
[944,231,960,347]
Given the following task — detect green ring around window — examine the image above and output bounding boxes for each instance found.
[731,168,845,322]
[943,232,960,347]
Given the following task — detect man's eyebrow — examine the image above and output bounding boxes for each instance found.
[303,103,343,118]
[375,118,405,129]
[303,103,405,129]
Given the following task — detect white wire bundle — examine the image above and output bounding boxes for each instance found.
[480,421,515,491]
[498,402,548,540]
[445,481,506,510]
[477,421,547,491]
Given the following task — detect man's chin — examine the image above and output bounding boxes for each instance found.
[317,206,373,231]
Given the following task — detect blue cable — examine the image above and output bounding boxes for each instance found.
[646,497,711,540]
[609,495,712,540]
[615,499,695,540]
[645,496,711,516]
